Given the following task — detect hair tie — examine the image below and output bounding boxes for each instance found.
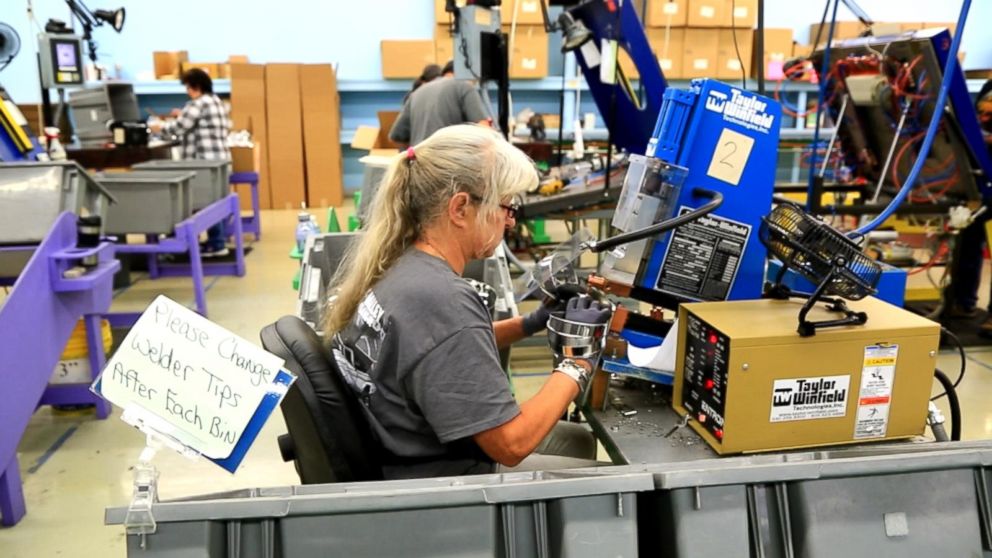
[406,147,416,163]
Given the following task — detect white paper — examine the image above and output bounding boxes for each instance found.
[854,345,897,439]
[580,41,601,68]
[626,320,679,373]
[706,127,755,186]
[600,39,618,84]
[96,296,286,459]
[770,375,850,422]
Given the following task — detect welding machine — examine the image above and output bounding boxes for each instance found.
[598,79,781,306]
[673,297,940,455]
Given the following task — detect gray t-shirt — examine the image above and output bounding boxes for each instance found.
[388,77,489,145]
[330,249,520,478]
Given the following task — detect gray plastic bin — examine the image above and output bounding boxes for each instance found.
[68,83,141,147]
[631,440,992,557]
[297,232,358,328]
[133,160,231,210]
[106,470,652,557]
[0,161,115,244]
[97,171,195,235]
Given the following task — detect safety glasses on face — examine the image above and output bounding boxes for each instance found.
[467,194,522,219]
[499,197,522,219]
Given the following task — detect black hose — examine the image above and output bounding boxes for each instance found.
[588,188,724,253]
[933,368,961,441]
[932,326,966,401]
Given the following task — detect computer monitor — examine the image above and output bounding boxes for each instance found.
[38,33,84,88]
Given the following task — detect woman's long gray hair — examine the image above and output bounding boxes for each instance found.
[324,124,537,335]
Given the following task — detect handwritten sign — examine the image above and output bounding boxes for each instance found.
[94,296,288,459]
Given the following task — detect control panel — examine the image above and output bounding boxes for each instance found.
[680,313,730,442]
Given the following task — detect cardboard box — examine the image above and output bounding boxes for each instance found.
[689,0,755,28]
[230,63,271,210]
[265,63,306,209]
[228,55,249,64]
[809,21,866,46]
[381,40,436,79]
[793,43,813,59]
[646,0,688,27]
[153,51,188,79]
[230,143,261,212]
[752,27,793,79]
[375,111,402,150]
[435,24,454,66]
[300,64,344,208]
[687,0,723,27]
[435,0,450,22]
[230,144,261,173]
[506,25,548,79]
[682,28,719,78]
[728,0,756,28]
[180,62,221,78]
[503,0,546,25]
[647,27,685,78]
[716,28,753,80]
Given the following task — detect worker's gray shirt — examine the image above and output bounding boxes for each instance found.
[330,249,519,479]
[388,77,489,145]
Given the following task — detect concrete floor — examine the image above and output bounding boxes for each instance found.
[2,208,992,556]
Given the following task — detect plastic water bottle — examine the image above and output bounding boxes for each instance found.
[295,212,315,253]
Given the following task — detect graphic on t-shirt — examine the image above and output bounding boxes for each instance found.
[331,291,387,404]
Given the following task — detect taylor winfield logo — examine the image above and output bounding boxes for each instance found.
[773,378,847,407]
[705,88,775,130]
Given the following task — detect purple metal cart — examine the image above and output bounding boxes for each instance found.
[0,212,119,527]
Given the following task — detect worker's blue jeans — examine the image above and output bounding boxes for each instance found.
[206,222,226,252]
[950,210,991,311]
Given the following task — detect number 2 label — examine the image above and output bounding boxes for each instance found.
[707,128,755,186]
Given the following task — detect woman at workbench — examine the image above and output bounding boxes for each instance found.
[325,124,611,479]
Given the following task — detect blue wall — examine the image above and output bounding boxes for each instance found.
[2,0,988,104]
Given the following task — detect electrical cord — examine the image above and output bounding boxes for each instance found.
[933,368,961,441]
[853,0,971,235]
[730,0,746,89]
[932,326,966,401]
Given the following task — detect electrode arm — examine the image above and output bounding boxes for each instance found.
[584,187,724,254]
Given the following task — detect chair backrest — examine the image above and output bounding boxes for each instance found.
[260,316,383,483]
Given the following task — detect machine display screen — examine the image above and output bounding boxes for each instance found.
[49,39,83,85]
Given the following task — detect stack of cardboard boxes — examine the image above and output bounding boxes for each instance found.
[153,53,249,80]
[380,0,550,80]
[230,64,344,210]
[636,0,758,81]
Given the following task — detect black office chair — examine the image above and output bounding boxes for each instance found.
[260,316,383,484]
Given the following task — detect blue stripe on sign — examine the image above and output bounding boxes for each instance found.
[27,425,79,475]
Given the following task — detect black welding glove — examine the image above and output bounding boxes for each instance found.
[522,284,586,336]
[564,295,612,326]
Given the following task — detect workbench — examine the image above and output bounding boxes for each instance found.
[584,378,933,466]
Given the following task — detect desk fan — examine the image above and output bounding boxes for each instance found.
[760,203,882,336]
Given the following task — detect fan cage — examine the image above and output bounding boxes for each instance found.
[760,203,881,300]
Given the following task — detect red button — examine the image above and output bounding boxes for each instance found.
[704,379,715,390]
[714,428,724,440]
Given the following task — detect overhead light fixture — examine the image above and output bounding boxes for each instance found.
[93,7,125,32]
[557,12,592,53]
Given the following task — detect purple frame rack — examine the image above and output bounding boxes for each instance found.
[114,193,246,320]
[230,171,261,241]
[0,212,119,527]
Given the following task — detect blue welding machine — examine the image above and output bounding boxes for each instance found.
[599,79,782,305]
